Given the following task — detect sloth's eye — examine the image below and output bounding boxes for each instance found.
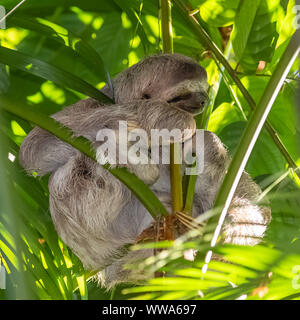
[168,93,192,103]
[142,93,151,99]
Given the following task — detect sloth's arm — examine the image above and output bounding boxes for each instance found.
[19,98,195,177]
[19,98,98,176]
[19,126,78,176]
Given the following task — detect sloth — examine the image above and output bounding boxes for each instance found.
[19,54,271,288]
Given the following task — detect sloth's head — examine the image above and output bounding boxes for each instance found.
[102,53,209,115]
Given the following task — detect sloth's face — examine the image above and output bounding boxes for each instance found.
[109,54,209,115]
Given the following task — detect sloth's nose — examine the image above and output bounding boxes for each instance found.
[168,91,209,114]
[193,91,209,110]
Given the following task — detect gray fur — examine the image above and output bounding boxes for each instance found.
[19,53,271,288]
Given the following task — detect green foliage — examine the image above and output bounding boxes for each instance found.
[123,183,300,300]
[232,0,279,71]
[198,0,240,27]
[194,0,296,72]
[0,0,299,300]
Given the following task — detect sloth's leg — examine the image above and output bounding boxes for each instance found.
[48,154,144,270]
[222,173,271,245]
[190,131,271,244]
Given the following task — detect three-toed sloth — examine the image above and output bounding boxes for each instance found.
[19,54,271,288]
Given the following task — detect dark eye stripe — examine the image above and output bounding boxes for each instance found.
[167,93,192,103]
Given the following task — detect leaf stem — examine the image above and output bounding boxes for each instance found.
[170,143,183,213]
[211,30,300,248]
[160,0,183,214]
[183,173,197,213]
[160,0,173,54]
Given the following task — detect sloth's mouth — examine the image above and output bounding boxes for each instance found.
[167,91,208,115]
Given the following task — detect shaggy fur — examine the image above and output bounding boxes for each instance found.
[19,54,271,288]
